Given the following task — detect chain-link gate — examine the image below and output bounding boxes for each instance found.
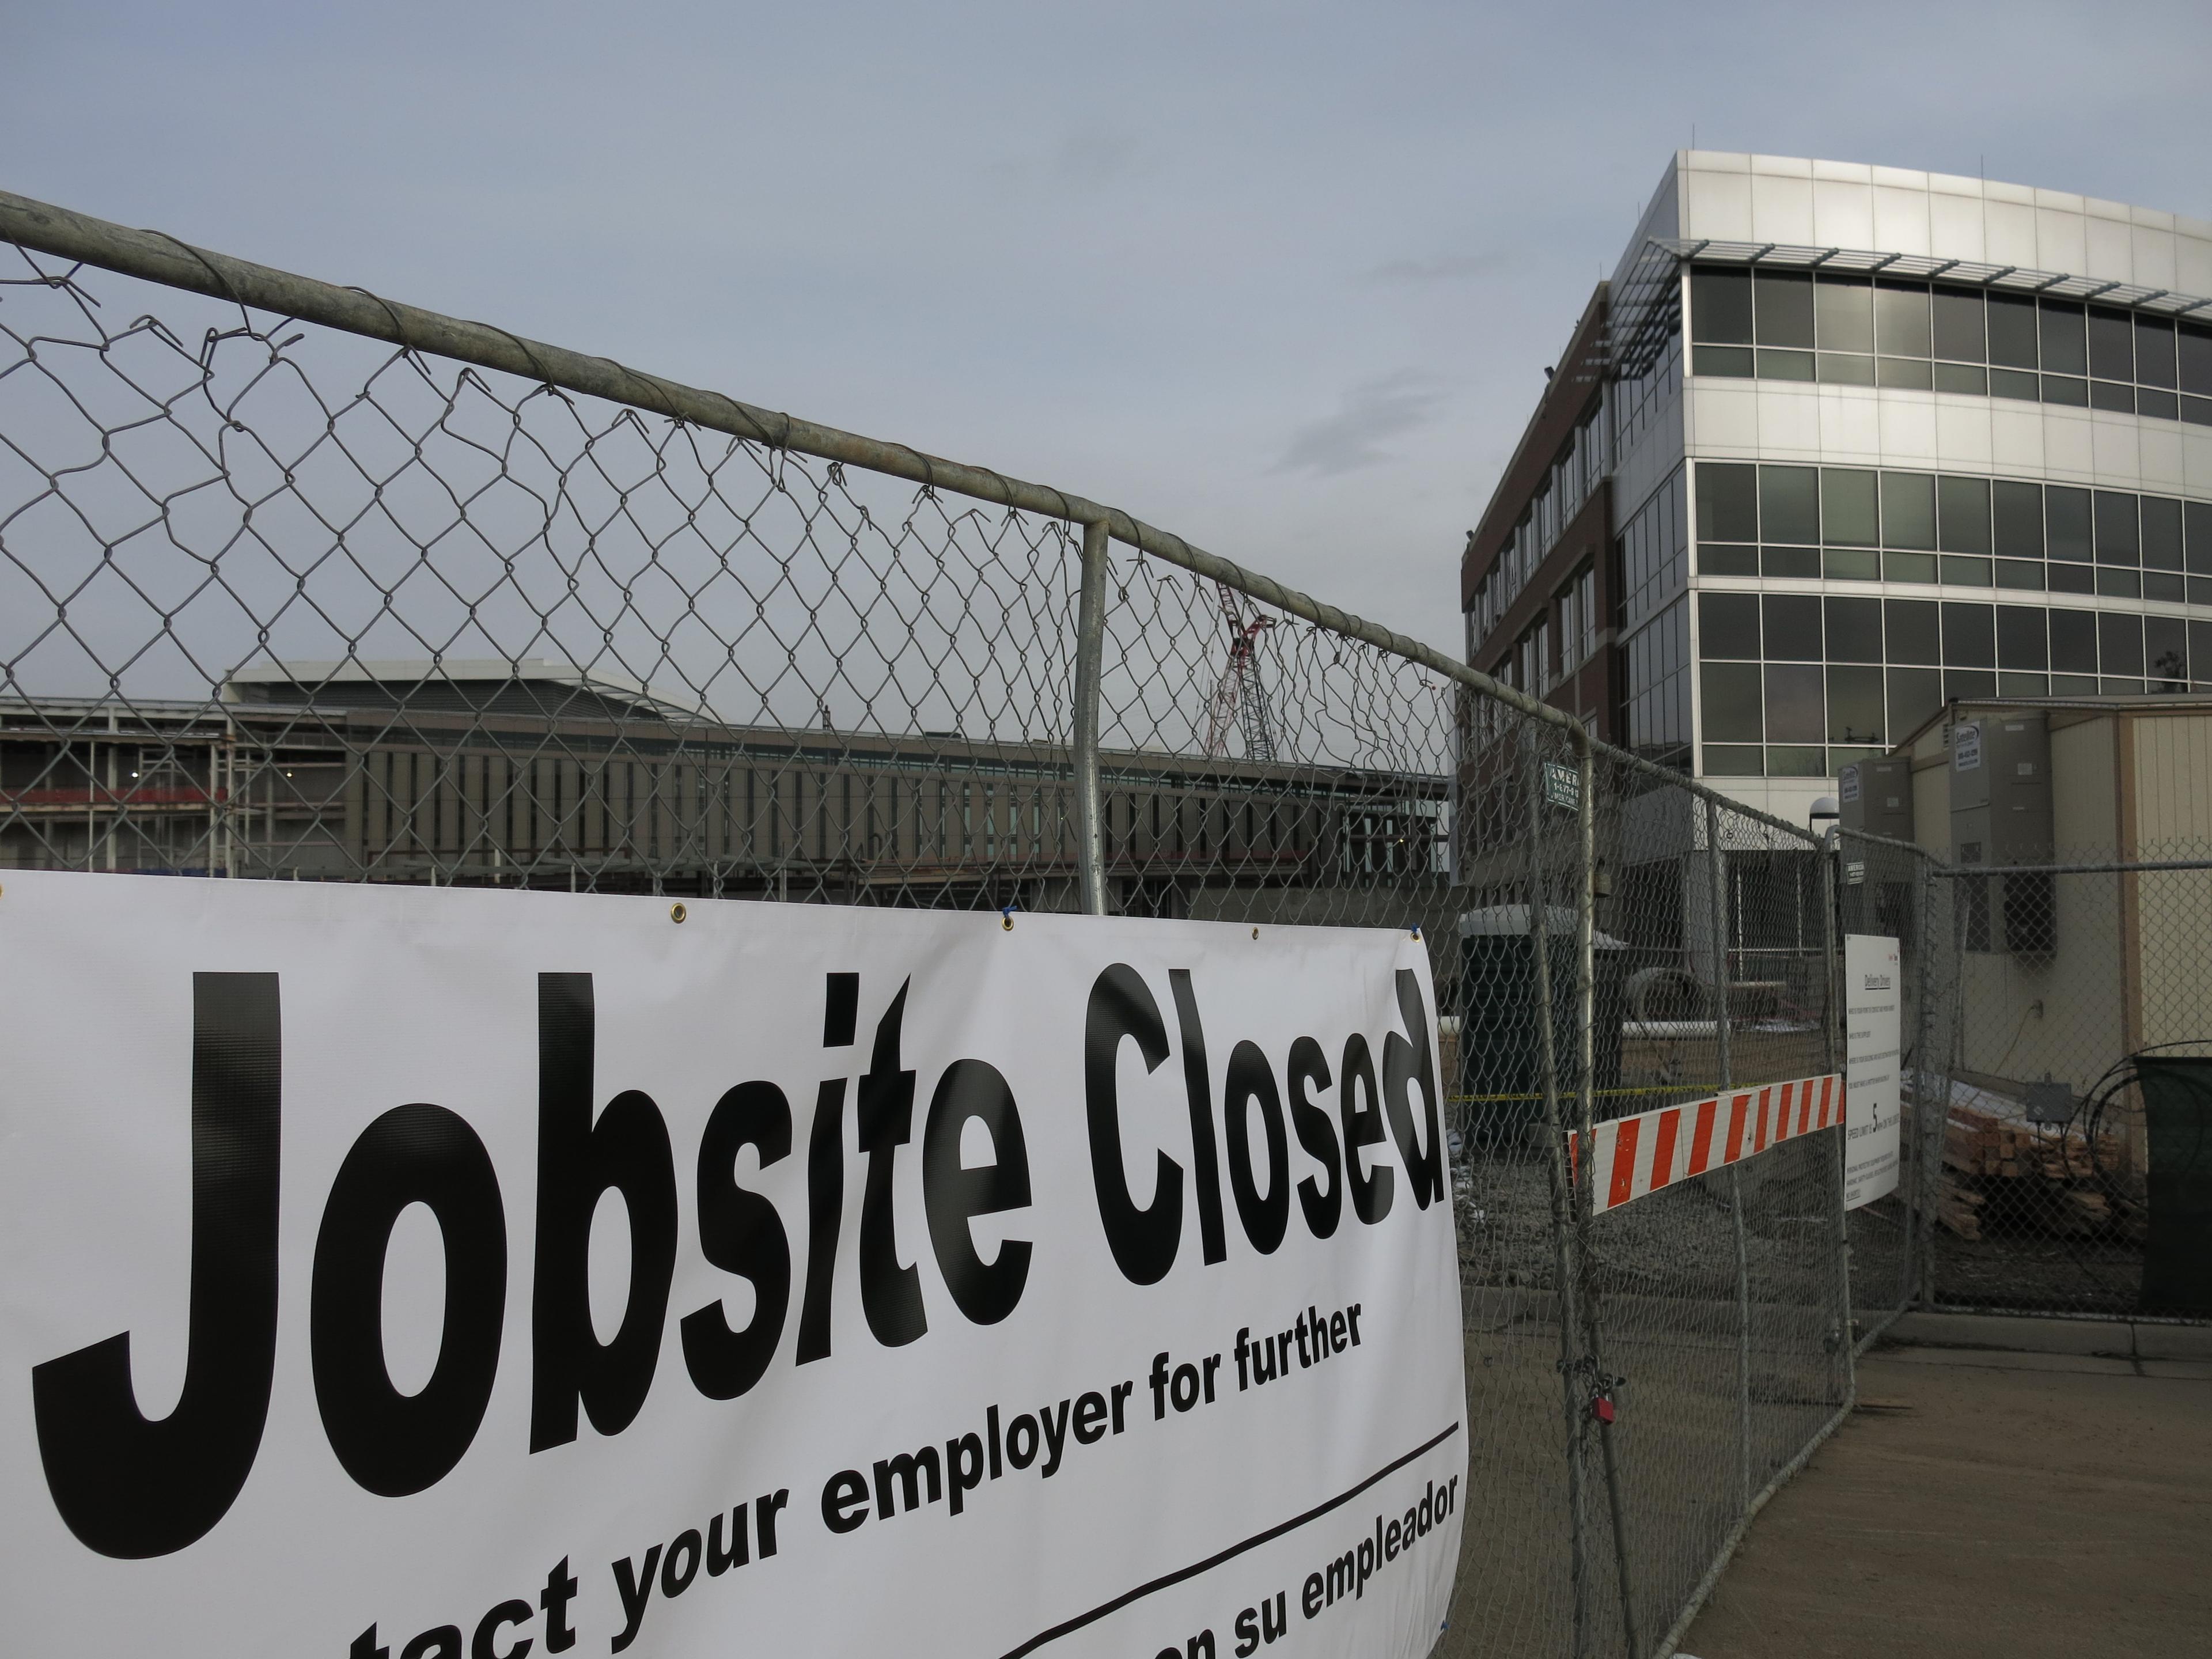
[0,187,1869,1659]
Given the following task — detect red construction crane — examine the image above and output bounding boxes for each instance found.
[1203,583,1278,762]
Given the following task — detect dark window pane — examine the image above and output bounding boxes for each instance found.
[1940,556,1994,586]
[2094,491,2140,564]
[1824,548,1882,579]
[2147,616,2187,688]
[2146,571,2184,603]
[1700,662,1763,741]
[1822,469,1879,544]
[2090,381,2136,414]
[2141,388,2180,420]
[1699,544,1759,575]
[1987,294,2039,369]
[1762,546,1821,577]
[1759,465,1820,545]
[1827,665,1885,744]
[1888,666,1944,736]
[2096,568,2141,599]
[1825,595,1884,662]
[1881,472,1936,549]
[2099,612,2144,676]
[2143,496,2184,570]
[1933,362,1988,394]
[2188,502,2212,575]
[1754,271,1815,347]
[1993,481,2043,558]
[1699,592,1760,657]
[1692,267,1754,344]
[1814,276,1874,353]
[1759,349,1816,381]
[1874,282,1931,357]
[1696,463,1758,540]
[1885,551,1938,584]
[2048,562,2095,594]
[1694,344,1756,377]
[1932,286,1986,362]
[2088,307,2134,381]
[2042,374,2089,407]
[1704,744,1764,776]
[1819,353,1877,385]
[2050,610,2099,674]
[1996,606,2048,669]
[1945,669,1996,702]
[2180,322,2212,395]
[2136,315,2177,389]
[1762,593,1823,660]
[1878,356,1934,389]
[1885,599,1941,664]
[1767,745,1827,777]
[1938,476,1992,555]
[1941,603,1995,667]
[1995,559,2045,590]
[2187,395,2212,425]
[1763,664,1825,743]
[1990,366,2041,400]
[2038,301,2088,375]
[2192,621,2212,686]
[2046,486,2092,562]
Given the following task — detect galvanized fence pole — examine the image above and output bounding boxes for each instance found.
[1912,855,1938,1310]
[1523,753,1590,1659]
[1071,517,1110,917]
[1575,740,1639,1659]
[1706,798,1751,1517]
[1820,829,1857,1392]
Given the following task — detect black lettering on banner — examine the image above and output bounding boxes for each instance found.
[312,1103,506,1496]
[1221,1040,1289,1254]
[680,1081,792,1400]
[1381,969,1444,1209]
[1338,1033,1394,1225]
[529,975,677,1452]
[797,973,857,1365]
[1286,1036,1342,1239]
[921,1058,1033,1324]
[1166,971,1228,1266]
[474,1599,533,1659]
[855,982,927,1347]
[1084,964,1183,1286]
[31,972,281,1558]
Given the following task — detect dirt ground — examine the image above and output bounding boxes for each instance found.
[1678,1339,2212,1659]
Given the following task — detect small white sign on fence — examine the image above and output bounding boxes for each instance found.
[1843,934,1903,1210]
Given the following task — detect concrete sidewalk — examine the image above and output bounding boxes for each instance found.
[1677,1334,2212,1659]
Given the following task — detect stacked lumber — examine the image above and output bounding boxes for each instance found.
[1937,1102,2138,1241]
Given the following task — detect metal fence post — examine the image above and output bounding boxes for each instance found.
[1706,798,1751,1518]
[1524,751,1590,1659]
[1072,517,1109,917]
[1912,854,1940,1310]
[1820,828,1857,1400]
[1574,737,1639,1659]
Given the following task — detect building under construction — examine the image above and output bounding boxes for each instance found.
[0,658,1448,918]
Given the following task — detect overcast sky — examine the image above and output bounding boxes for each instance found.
[7,1,2209,655]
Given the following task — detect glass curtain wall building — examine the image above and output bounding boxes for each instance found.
[1461,151,2212,826]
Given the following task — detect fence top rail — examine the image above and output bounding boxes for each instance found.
[0,184,1821,846]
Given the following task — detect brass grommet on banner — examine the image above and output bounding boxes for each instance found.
[669,903,687,923]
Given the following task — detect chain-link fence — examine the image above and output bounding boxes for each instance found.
[1884,834,2212,1324]
[0,188,1866,1658]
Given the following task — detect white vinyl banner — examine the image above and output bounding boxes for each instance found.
[1843,934,1903,1210]
[0,872,1466,1659]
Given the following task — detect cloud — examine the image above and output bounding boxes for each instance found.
[1275,372,1450,478]
[1361,252,1509,285]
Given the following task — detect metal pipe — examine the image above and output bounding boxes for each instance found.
[1524,748,1590,1658]
[1930,858,2212,877]
[1820,827,1857,1407]
[1571,732,1639,1659]
[1071,517,1110,917]
[1706,797,1751,1517]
